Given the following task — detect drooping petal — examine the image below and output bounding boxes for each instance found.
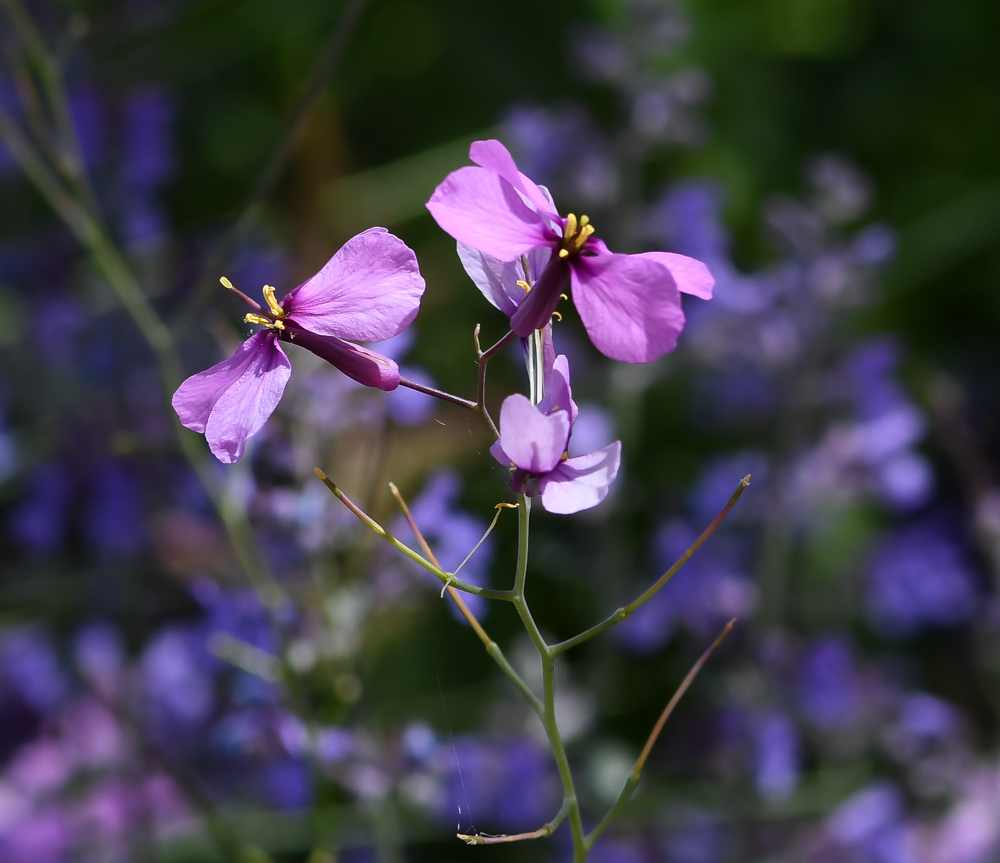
[510,256,571,335]
[490,439,510,465]
[194,332,291,464]
[571,253,686,363]
[538,441,622,514]
[469,139,560,220]
[283,325,400,391]
[281,228,425,341]
[497,394,570,475]
[172,332,276,434]
[637,251,715,300]
[457,242,552,316]
[426,166,552,261]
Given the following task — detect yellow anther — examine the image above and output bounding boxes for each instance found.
[517,279,532,293]
[262,285,285,318]
[558,248,570,259]
[551,310,563,321]
[220,276,236,291]
[579,214,590,227]
[571,223,596,251]
[244,312,285,330]
[563,213,578,240]
[560,293,568,300]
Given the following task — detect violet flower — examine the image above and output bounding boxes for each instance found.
[426,139,713,363]
[490,351,621,514]
[172,227,425,463]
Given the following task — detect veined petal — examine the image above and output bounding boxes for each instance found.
[189,332,291,464]
[281,228,425,341]
[571,253,686,364]
[172,332,275,434]
[539,441,622,514]
[637,251,715,300]
[426,166,552,261]
[283,325,400,391]
[469,139,560,220]
[497,394,570,475]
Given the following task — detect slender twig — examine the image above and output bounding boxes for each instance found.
[551,475,750,655]
[315,469,514,601]
[386,483,541,716]
[397,376,476,411]
[453,502,515,576]
[458,797,571,845]
[173,0,372,327]
[586,619,736,850]
[475,326,516,439]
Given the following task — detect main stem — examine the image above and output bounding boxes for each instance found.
[511,496,588,861]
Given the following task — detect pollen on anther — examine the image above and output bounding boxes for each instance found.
[517,279,531,293]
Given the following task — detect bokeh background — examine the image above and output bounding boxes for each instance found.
[2,0,1000,860]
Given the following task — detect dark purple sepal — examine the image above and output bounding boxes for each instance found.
[282,323,401,391]
[510,257,571,336]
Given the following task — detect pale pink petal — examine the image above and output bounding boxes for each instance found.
[281,228,425,341]
[196,333,291,464]
[637,251,715,299]
[469,139,559,219]
[497,394,570,475]
[538,442,622,514]
[571,253,686,363]
[426,166,552,261]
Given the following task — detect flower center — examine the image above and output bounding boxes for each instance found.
[221,277,286,331]
[557,213,595,259]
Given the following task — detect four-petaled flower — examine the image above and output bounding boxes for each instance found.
[172,227,425,464]
[427,139,714,363]
[490,346,621,514]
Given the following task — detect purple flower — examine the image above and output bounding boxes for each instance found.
[426,139,712,363]
[797,635,860,729]
[172,228,425,463]
[490,352,621,514]
[752,710,800,800]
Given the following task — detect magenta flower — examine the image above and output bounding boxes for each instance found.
[490,350,621,514]
[427,139,714,363]
[172,227,425,463]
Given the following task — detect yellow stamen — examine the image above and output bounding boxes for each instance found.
[244,312,285,330]
[551,311,562,321]
[220,276,236,291]
[558,249,569,259]
[579,215,589,227]
[517,279,531,293]
[563,213,578,240]
[560,293,568,300]
[262,285,285,318]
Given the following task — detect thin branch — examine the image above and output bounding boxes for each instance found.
[174,0,371,327]
[386,482,541,716]
[551,475,750,655]
[397,376,477,411]
[475,326,516,440]
[453,502,514,577]
[315,469,514,601]
[586,619,737,850]
[458,797,571,845]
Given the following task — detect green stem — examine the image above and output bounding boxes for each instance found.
[551,475,751,655]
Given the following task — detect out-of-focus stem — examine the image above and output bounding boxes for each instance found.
[585,619,736,850]
[551,475,750,655]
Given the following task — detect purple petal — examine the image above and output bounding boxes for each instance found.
[426,166,552,261]
[172,332,291,464]
[497,394,570,474]
[539,442,622,514]
[571,253,685,363]
[469,139,559,220]
[538,355,578,424]
[490,439,510,465]
[284,325,400,391]
[281,228,425,341]
[457,244,528,316]
[637,251,715,299]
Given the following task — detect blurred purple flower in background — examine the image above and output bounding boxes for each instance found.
[797,635,861,729]
[753,710,800,800]
[866,520,977,639]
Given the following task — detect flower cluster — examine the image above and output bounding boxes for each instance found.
[174,139,713,514]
